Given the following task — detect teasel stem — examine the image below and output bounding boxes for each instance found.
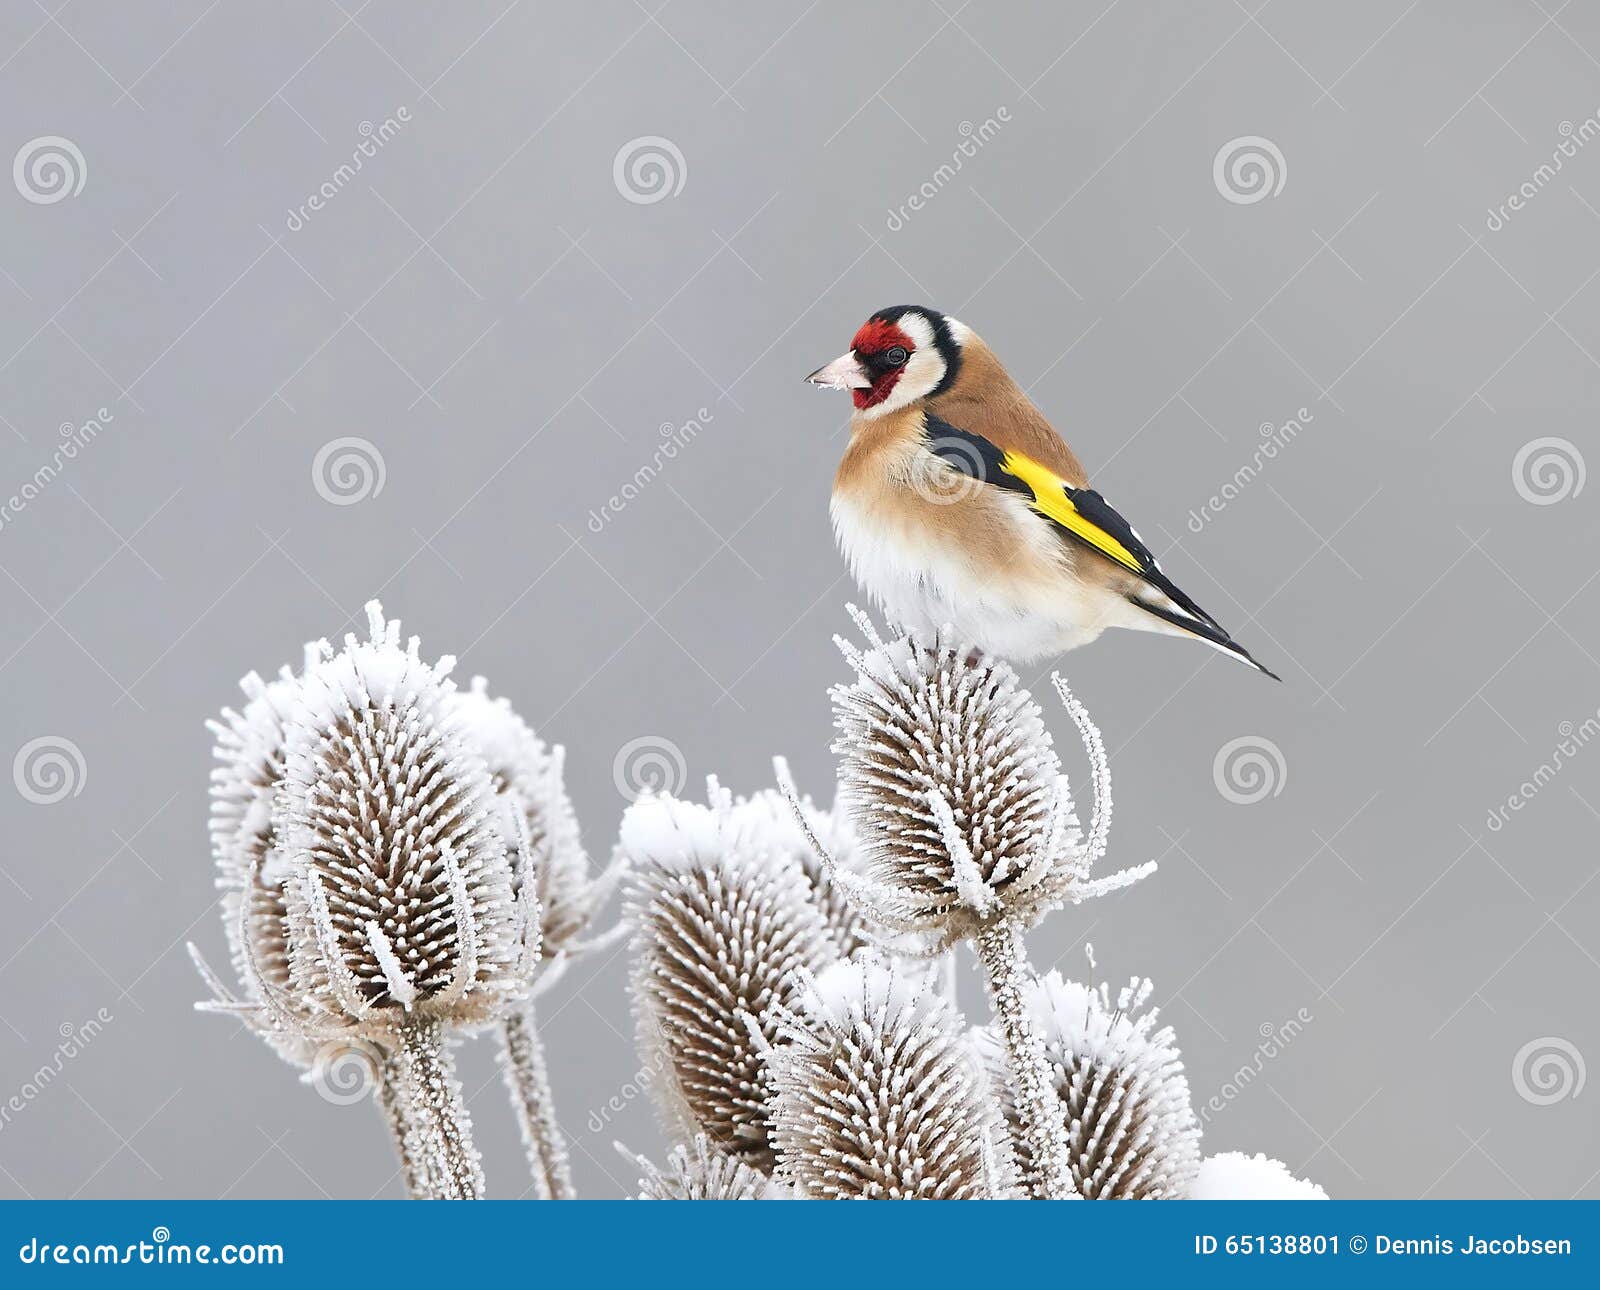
[972,920,1079,1201]
[500,1005,576,1199]
[385,1017,485,1200]
[375,1049,430,1198]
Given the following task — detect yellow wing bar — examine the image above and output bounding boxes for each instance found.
[998,450,1143,574]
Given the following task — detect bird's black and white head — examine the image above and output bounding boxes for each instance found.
[806,306,970,418]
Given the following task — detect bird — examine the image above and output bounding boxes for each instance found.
[806,305,1278,679]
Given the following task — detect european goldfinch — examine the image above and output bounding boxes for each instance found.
[807,305,1278,679]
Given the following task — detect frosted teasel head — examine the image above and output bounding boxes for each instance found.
[620,787,836,1172]
[728,778,870,960]
[197,642,324,1064]
[986,967,1201,1199]
[449,677,608,965]
[618,1133,787,1200]
[765,957,1015,1199]
[266,603,537,1039]
[802,609,1152,951]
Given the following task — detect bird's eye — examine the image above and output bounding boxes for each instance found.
[885,345,908,366]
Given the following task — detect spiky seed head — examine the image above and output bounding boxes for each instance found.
[276,603,531,1036]
[450,677,592,959]
[986,969,1201,1199]
[1189,1152,1328,1199]
[729,786,869,959]
[621,792,836,1171]
[823,613,1152,949]
[766,957,1013,1199]
[205,646,321,1064]
[621,1134,786,1199]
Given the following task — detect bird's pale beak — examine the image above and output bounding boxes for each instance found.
[805,351,870,390]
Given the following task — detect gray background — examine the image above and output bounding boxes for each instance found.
[0,0,1596,1201]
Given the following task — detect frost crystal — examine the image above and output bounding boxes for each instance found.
[449,678,600,959]
[767,959,1013,1199]
[622,792,836,1170]
[620,1134,786,1200]
[988,970,1201,1199]
[728,782,870,959]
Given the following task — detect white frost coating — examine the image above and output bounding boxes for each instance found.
[1189,1151,1328,1200]
[365,921,417,1008]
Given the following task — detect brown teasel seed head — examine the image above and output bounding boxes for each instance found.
[275,603,534,1037]
[621,792,836,1171]
[983,969,1202,1199]
[766,957,1015,1199]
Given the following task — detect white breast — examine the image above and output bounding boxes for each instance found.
[829,489,1112,661]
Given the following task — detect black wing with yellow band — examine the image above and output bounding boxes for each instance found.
[923,416,1218,627]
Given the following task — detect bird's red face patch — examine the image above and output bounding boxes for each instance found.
[849,319,915,409]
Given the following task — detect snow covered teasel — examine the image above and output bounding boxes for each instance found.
[778,609,1155,1200]
[447,676,620,1200]
[728,783,871,960]
[247,603,536,1199]
[619,1133,788,1200]
[766,958,1015,1199]
[202,643,323,1068]
[985,969,1201,1200]
[277,604,535,1036]
[621,790,837,1173]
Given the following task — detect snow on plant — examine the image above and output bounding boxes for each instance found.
[765,957,1014,1199]
[982,964,1201,1198]
[620,786,836,1178]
